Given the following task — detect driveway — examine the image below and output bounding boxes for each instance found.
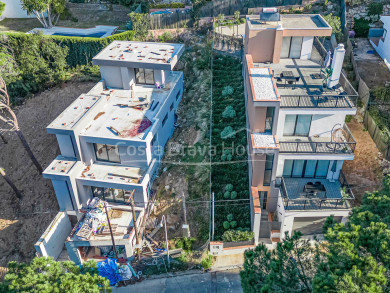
[112,269,243,293]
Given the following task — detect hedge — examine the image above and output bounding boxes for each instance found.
[6,30,135,68]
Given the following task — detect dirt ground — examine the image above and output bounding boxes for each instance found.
[0,81,96,266]
[353,38,390,89]
[343,115,383,204]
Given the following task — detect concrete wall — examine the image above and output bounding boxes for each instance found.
[300,36,314,60]
[57,134,77,158]
[245,27,276,63]
[35,212,72,260]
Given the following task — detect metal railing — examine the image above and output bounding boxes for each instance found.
[278,174,354,211]
[280,94,358,108]
[279,124,356,154]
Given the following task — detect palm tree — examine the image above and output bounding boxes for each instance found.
[0,87,43,174]
[0,167,23,199]
[234,11,240,37]
[217,14,225,34]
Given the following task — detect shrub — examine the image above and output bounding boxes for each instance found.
[221,230,254,242]
[201,254,213,270]
[323,13,341,40]
[222,105,236,118]
[223,221,230,230]
[372,87,390,102]
[225,184,233,192]
[150,2,185,8]
[220,126,236,139]
[230,191,237,199]
[174,237,196,252]
[354,18,370,38]
[345,115,353,123]
[227,214,234,222]
[224,191,231,199]
[222,85,233,96]
[368,2,383,20]
[158,32,173,42]
[230,221,237,228]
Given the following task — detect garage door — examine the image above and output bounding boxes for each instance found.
[292,216,341,235]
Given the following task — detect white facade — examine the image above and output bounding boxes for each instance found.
[370,16,390,70]
[36,41,185,264]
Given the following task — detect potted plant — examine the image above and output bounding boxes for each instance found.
[321,67,333,88]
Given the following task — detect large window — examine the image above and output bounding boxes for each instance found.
[281,37,303,59]
[263,154,274,186]
[283,115,312,136]
[94,144,120,163]
[135,68,154,85]
[283,160,330,178]
[91,187,132,204]
[265,107,275,133]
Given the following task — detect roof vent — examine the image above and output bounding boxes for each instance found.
[260,7,280,22]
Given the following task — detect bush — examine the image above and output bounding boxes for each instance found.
[230,221,237,228]
[150,2,185,9]
[221,230,254,242]
[227,214,234,222]
[223,221,230,230]
[354,18,370,38]
[345,115,353,123]
[0,1,5,17]
[220,126,236,139]
[224,191,231,199]
[158,32,173,42]
[174,237,196,252]
[222,85,233,96]
[230,191,237,199]
[373,87,390,102]
[201,254,213,270]
[368,2,383,20]
[225,184,233,192]
[222,105,236,118]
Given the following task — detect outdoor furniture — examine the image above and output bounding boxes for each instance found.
[303,182,326,198]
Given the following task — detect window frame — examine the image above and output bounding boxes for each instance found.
[93,143,121,163]
[283,114,312,137]
[135,68,155,85]
[263,154,274,186]
[283,159,330,179]
[162,113,168,127]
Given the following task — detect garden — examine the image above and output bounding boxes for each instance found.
[211,55,252,241]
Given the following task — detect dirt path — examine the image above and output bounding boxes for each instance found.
[343,117,383,204]
[0,81,95,266]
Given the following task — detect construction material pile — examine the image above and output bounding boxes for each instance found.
[74,198,107,240]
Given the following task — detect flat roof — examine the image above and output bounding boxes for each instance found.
[250,68,278,101]
[248,14,331,30]
[252,133,278,149]
[93,41,185,70]
[48,71,181,140]
[48,94,102,130]
[43,156,77,176]
[78,164,146,185]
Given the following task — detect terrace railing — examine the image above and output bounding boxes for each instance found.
[279,124,356,154]
[280,94,358,108]
[278,174,355,211]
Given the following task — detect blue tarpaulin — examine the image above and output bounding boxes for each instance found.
[97,258,123,285]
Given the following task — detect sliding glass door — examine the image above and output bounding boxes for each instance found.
[283,160,330,178]
[283,115,312,136]
[280,37,303,59]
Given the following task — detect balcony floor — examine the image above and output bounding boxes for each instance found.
[283,177,352,210]
[279,136,355,154]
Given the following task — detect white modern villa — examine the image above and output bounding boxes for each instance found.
[35,41,184,264]
[244,10,358,243]
[370,15,390,70]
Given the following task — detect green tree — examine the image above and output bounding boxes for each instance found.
[217,13,225,34]
[20,0,66,29]
[129,12,150,41]
[323,13,342,40]
[0,2,5,17]
[0,257,111,292]
[240,232,315,293]
[234,10,240,36]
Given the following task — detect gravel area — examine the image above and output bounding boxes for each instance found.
[250,68,278,100]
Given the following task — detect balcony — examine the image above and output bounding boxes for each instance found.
[277,172,354,211]
[279,124,356,154]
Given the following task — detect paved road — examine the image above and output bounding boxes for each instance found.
[112,269,243,293]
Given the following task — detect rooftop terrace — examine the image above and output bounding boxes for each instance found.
[247,14,331,30]
[93,41,185,70]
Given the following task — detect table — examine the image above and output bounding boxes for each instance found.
[303,183,326,198]
[281,71,296,85]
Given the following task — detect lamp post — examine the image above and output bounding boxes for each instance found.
[161,215,170,268]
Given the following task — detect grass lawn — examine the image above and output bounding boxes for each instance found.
[0,18,42,33]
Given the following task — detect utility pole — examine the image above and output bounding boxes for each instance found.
[182,192,190,237]
[130,193,141,261]
[104,201,118,259]
[212,192,215,241]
